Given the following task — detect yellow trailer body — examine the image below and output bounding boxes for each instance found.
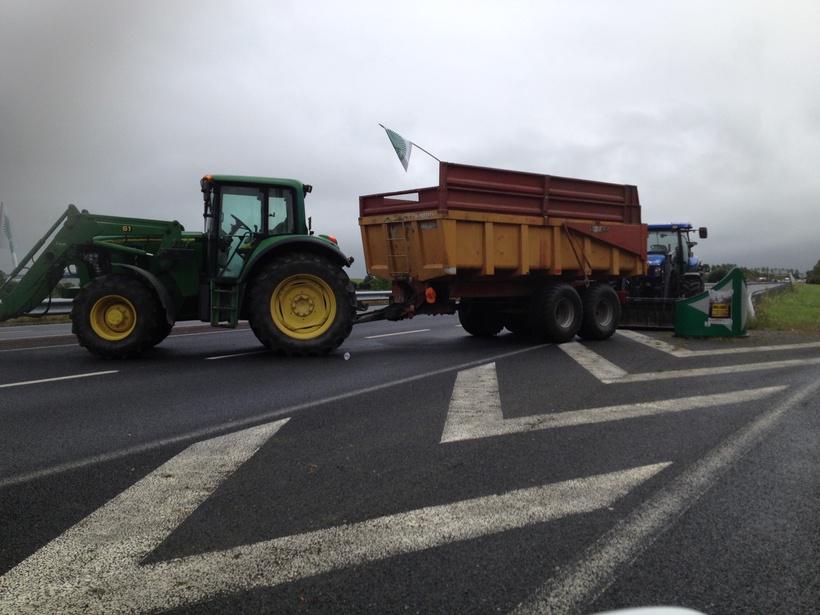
[360,162,647,287]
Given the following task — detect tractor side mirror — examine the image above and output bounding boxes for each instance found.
[699,227,708,239]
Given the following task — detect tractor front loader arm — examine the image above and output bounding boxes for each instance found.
[0,205,184,322]
[0,205,81,322]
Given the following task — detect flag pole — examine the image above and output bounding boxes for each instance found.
[409,141,440,163]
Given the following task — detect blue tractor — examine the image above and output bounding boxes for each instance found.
[621,223,708,327]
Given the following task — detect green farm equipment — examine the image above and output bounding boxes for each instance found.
[0,175,356,357]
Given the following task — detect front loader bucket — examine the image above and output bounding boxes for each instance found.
[618,297,676,330]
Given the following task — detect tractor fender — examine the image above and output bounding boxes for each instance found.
[112,264,176,325]
[240,235,352,286]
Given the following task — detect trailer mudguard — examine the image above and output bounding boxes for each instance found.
[112,264,176,325]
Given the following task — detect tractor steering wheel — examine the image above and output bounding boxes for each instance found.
[229,214,252,235]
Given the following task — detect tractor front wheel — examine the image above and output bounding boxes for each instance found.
[247,253,354,355]
[71,274,162,358]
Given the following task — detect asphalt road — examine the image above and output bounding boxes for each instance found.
[0,317,818,614]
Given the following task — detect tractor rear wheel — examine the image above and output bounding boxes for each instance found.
[458,301,503,337]
[72,274,162,358]
[151,319,174,347]
[247,253,354,355]
[528,284,582,343]
[577,284,621,340]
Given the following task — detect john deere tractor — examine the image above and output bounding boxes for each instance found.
[0,175,356,357]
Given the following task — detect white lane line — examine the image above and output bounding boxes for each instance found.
[0,342,78,353]
[0,328,252,353]
[0,344,548,489]
[614,357,820,384]
[0,418,289,614]
[441,363,503,442]
[562,341,820,384]
[0,370,119,389]
[616,329,686,355]
[166,328,251,339]
[440,363,786,443]
[617,329,820,358]
[0,453,668,612]
[364,328,431,339]
[0,329,250,352]
[559,342,629,381]
[512,377,820,615]
[205,349,269,360]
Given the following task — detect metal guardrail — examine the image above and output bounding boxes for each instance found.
[29,291,394,316]
[28,284,795,319]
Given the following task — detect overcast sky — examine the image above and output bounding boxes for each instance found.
[1,0,818,277]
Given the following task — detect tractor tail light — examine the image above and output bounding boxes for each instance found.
[425,286,437,304]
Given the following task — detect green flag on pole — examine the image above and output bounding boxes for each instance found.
[380,124,412,171]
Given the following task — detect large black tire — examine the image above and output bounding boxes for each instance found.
[458,301,503,337]
[681,274,705,297]
[247,253,354,355]
[71,274,162,358]
[504,313,532,337]
[577,284,621,341]
[528,284,582,343]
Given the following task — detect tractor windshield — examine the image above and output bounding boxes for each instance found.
[647,230,679,255]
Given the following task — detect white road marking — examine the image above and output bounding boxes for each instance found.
[512,377,820,615]
[0,444,667,612]
[0,418,289,614]
[205,349,269,360]
[612,357,820,384]
[0,328,251,353]
[559,342,629,381]
[0,342,78,353]
[364,328,431,339]
[616,329,685,355]
[561,342,820,384]
[0,344,548,489]
[165,328,251,339]
[0,370,119,389]
[617,329,820,358]
[440,363,786,443]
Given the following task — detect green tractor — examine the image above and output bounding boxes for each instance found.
[0,175,356,357]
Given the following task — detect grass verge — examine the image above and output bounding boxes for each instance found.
[751,284,820,332]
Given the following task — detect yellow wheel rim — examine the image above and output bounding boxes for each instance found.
[89,295,137,341]
[270,274,337,340]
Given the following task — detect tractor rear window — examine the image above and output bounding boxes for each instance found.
[268,188,295,235]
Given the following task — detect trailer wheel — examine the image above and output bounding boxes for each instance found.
[504,314,531,337]
[458,301,503,337]
[72,275,162,358]
[578,284,621,340]
[528,284,582,343]
[247,252,354,355]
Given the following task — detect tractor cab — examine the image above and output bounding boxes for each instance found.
[200,175,311,280]
[646,223,708,280]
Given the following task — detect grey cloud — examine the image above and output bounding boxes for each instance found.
[1,0,818,277]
